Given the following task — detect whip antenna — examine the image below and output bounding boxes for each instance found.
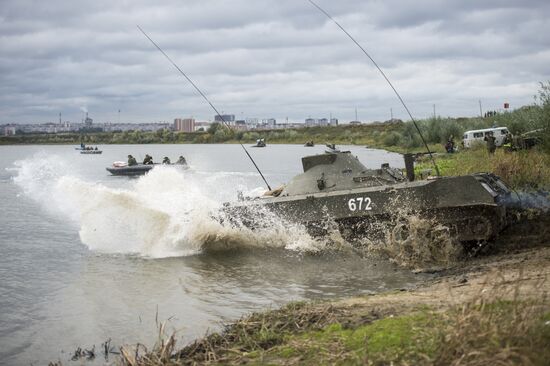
[137,25,272,190]
[308,0,440,176]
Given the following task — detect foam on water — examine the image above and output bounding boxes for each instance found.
[12,152,327,258]
[12,152,475,265]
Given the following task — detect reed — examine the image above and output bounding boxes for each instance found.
[434,271,550,366]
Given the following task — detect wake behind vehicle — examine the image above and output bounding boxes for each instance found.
[223,149,511,244]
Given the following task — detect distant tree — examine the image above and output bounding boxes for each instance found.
[213,128,228,142]
[207,122,221,135]
[130,130,143,144]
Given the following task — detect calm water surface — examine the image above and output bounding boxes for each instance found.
[0,144,429,365]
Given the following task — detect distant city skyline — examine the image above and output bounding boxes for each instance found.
[1,0,549,124]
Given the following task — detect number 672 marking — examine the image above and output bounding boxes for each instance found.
[348,197,372,211]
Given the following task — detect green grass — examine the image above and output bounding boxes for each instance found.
[264,312,440,365]
[117,295,550,365]
[252,300,550,366]
[415,147,550,190]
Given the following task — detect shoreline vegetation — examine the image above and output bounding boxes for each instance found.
[4,105,550,191]
[2,81,550,153]
[1,103,547,152]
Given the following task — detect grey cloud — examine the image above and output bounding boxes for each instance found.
[0,0,549,123]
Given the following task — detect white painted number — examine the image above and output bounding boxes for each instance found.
[348,197,372,211]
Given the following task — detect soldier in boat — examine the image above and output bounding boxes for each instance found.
[127,155,137,166]
[143,154,154,165]
[176,156,187,165]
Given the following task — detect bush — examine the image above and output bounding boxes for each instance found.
[383,132,402,146]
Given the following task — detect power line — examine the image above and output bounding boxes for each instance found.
[308,0,440,176]
[137,25,272,190]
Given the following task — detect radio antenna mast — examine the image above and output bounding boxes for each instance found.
[137,25,272,190]
[308,0,440,176]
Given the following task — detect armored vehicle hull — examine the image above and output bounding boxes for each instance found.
[223,151,510,243]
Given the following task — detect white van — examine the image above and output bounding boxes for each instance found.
[462,127,510,148]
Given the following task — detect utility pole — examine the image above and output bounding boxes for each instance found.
[433,104,436,119]
[478,100,483,118]
[390,108,393,120]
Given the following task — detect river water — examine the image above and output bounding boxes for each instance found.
[0,144,430,365]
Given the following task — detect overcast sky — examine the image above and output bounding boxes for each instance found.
[1,0,549,124]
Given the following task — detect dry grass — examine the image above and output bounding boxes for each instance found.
[433,270,550,366]
[117,301,348,365]
[119,320,178,366]
[416,147,550,190]
[116,275,549,365]
[174,301,344,364]
[491,150,550,190]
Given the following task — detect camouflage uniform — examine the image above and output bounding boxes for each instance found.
[143,155,153,165]
[127,155,137,166]
[484,134,496,153]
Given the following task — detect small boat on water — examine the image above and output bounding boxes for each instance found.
[304,141,314,147]
[106,161,188,176]
[252,138,266,147]
[77,143,102,154]
[80,150,103,154]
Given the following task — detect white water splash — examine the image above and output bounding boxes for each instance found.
[12,153,329,258]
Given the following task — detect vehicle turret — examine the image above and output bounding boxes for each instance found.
[280,151,406,196]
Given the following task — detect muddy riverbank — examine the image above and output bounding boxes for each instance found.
[112,211,550,365]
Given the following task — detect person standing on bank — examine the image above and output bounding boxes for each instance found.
[484,132,496,154]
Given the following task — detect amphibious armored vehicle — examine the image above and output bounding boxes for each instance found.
[223,149,511,243]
